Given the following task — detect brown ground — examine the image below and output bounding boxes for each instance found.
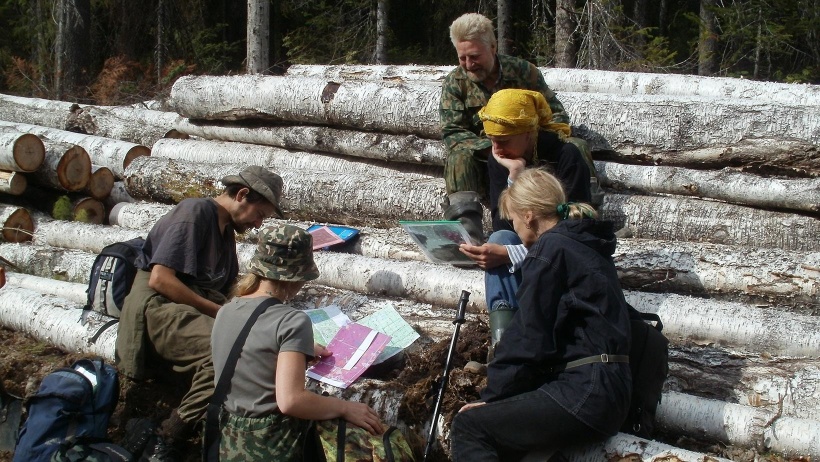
[0,323,807,462]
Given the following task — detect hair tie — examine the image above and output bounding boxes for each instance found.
[556,202,572,220]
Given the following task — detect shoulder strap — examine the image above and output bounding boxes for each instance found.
[336,418,346,462]
[382,426,398,462]
[203,297,281,462]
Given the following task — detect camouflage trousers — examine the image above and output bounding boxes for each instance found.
[218,411,308,462]
[444,146,490,197]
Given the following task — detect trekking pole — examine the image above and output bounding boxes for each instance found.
[423,290,469,462]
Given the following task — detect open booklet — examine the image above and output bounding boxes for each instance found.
[399,220,477,266]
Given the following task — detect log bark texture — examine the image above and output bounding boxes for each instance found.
[29,143,91,192]
[602,194,820,252]
[596,161,820,213]
[168,75,442,138]
[0,171,26,195]
[151,138,442,179]
[0,121,150,178]
[0,128,45,172]
[0,205,33,242]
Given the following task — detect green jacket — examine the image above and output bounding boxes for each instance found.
[439,54,569,155]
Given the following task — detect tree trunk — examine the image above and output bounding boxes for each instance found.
[0,129,45,172]
[497,0,512,56]
[122,156,445,225]
[29,143,91,192]
[0,171,27,195]
[168,75,442,138]
[156,0,166,86]
[595,161,820,213]
[374,0,389,64]
[602,193,820,252]
[172,121,446,165]
[555,0,578,68]
[54,0,90,99]
[6,272,88,305]
[0,206,33,243]
[151,138,442,179]
[698,0,719,76]
[247,0,270,74]
[84,165,114,200]
[0,121,150,178]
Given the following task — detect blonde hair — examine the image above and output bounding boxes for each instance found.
[231,273,305,301]
[499,168,597,222]
[449,13,497,50]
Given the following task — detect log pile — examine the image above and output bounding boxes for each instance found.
[0,66,818,461]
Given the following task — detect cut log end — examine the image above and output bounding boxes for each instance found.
[57,145,92,191]
[2,208,33,242]
[163,130,190,140]
[86,166,115,200]
[122,146,151,171]
[72,197,105,225]
[12,133,45,172]
[0,171,27,195]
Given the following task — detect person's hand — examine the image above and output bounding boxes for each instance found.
[310,343,332,365]
[458,243,510,270]
[492,152,526,181]
[343,402,385,436]
[459,401,486,413]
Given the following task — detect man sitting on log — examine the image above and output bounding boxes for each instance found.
[458,89,592,361]
[116,165,284,461]
[439,12,574,244]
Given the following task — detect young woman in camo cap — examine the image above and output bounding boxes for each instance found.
[211,224,383,461]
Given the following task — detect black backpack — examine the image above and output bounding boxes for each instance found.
[84,238,145,318]
[621,307,669,438]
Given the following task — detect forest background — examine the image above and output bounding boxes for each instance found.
[0,0,818,107]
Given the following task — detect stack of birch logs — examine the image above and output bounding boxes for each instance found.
[0,65,818,462]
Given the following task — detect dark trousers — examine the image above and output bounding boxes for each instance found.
[450,390,607,462]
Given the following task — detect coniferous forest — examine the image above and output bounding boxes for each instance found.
[0,0,818,105]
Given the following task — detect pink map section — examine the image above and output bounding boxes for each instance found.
[306,322,391,388]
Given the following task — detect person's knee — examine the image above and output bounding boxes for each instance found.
[487,230,521,246]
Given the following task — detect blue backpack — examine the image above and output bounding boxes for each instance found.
[13,358,120,462]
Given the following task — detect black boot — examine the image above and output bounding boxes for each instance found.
[443,191,485,244]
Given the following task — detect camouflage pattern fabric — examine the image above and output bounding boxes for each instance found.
[440,54,569,196]
[218,411,307,462]
[315,418,416,462]
[249,224,320,282]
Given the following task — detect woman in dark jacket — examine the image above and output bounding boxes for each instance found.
[450,168,632,461]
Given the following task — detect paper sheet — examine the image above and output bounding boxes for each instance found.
[306,323,390,388]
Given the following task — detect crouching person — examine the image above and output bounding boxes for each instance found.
[211,224,384,461]
[450,169,631,461]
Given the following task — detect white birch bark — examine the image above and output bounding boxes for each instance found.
[107,201,171,230]
[151,138,442,179]
[31,214,144,253]
[29,143,90,192]
[0,121,150,178]
[104,181,136,209]
[170,121,447,165]
[0,94,75,129]
[0,206,33,242]
[285,64,820,106]
[246,0,270,74]
[168,75,442,138]
[0,128,45,172]
[5,272,88,304]
[596,161,820,213]
[564,433,732,461]
[0,170,26,195]
[123,156,445,223]
[602,194,820,252]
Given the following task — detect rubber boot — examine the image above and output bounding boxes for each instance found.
[487,302,515,363]
[443,191,485,244]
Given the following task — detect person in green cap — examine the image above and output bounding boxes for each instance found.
[116,165,285,461]
[211,224,384,461]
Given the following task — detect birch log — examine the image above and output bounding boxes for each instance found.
[0,94,75,129]
[0,205,32,242]
[602,194,820,252]
[84,165,114,200]
[0,121,150,178]
[168,75,442,138]
[29,143,91,192]
[5,272,88,304]
[151,138,442,179]
[286,64,820,106]
[104,181,136,209]
[0,171,26,195]
[31,215,144,253]
[0,128,45,172]
[123,156,445,224]
[596,161,820,213]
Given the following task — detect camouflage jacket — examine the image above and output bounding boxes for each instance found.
[439,54,569,154]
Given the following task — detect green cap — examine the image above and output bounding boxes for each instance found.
[221,166,284,218]
[248,224,319,281]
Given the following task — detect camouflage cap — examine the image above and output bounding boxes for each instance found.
[248,224,320,282]
[221,166,284,218]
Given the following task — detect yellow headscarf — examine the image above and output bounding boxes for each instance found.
[478,89,571,139]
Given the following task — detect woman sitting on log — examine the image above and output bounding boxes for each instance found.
[450,168,632,461]
[209,224,383,461]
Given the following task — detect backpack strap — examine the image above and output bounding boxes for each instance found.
[203,297,281,462]
[382,426,398,462]
[335,418,346,462]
